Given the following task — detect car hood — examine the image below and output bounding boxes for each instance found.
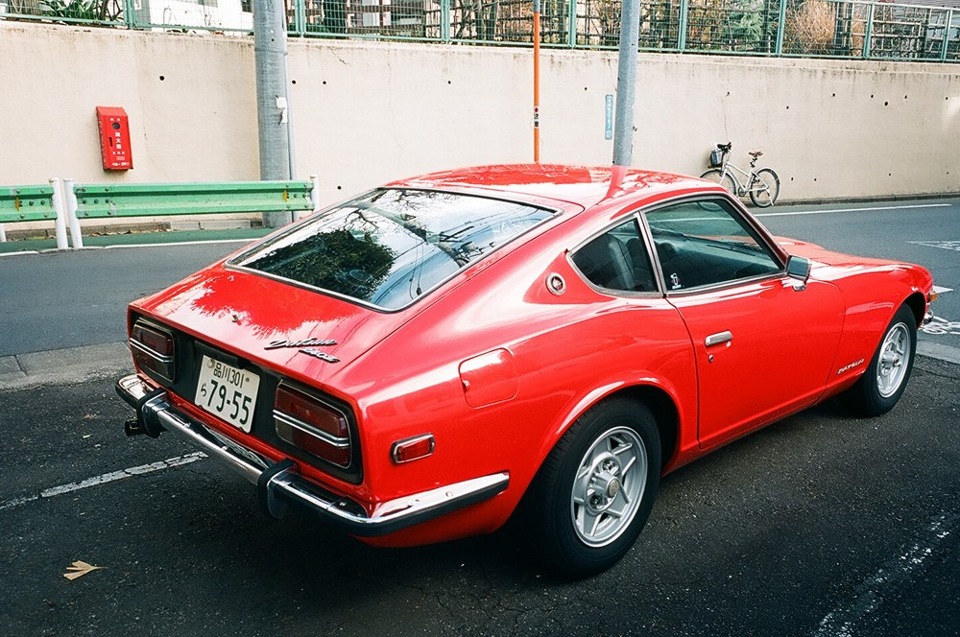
[131,263,409,386]
[776,237,933,293]
[777,237,899,268]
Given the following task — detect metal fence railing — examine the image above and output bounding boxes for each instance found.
[1,0,957,61]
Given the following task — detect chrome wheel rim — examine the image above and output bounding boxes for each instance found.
[877,322,911,398]
[570,426,647,547]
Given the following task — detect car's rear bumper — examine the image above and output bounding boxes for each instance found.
[116,373,509,537]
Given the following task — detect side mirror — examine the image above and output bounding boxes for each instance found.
[786,255,811,286]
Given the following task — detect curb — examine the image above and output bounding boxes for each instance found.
[0,342,132,392]
[918,340,960,366]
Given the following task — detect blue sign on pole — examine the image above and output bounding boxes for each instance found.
[605,95,614,140]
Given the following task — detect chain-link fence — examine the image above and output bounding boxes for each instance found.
[2,0,957,61]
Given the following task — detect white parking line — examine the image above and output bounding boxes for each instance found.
[757,203,952,218]
[0,452,207,512]
[813,512,955,637]
[102,239,257,250]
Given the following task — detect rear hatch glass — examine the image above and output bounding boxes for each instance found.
[231,188,554,310]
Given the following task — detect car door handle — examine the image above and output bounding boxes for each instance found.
[705,331,733,347]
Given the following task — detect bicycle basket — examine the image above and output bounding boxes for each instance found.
[709,149,723,168]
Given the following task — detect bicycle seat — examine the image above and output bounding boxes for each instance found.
[749,150,764,158]
[717,142,732,152]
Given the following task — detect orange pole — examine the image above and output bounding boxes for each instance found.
[533,3,541,163]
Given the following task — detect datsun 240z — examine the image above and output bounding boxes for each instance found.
[117,165,935,577]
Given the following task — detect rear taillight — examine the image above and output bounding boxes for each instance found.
[274,384,352,468]
[130,320,176,382]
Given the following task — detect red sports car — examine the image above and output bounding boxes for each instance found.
[117,165,935,577]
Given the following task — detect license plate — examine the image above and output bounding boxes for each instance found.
[195,356,260,433]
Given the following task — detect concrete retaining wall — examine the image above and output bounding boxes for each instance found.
[1,22,958,204]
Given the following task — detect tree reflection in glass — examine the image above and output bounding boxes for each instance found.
[235,189,553,310]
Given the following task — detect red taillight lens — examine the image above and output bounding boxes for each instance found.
[274,384,352,468]
[130,320,176,382]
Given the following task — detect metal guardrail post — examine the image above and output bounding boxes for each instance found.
[292,0,306,36]
[123,0,137,29]
[303,174,321,221]
[943,9,954,62]
[63,178,84,249]
[50,178,69,251]
[678,0,688,52]
[864,3,876,59]
[567,0,577,48]
[441,0,450,43]
[775,0,787,56]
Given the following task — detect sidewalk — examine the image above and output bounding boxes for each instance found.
[0,226,274,255]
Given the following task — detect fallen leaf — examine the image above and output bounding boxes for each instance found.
[63,561,104,581]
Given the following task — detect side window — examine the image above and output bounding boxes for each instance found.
[571,218,656,293]
[645,199,781,291]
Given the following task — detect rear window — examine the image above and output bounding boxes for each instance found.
[232,188,554,310]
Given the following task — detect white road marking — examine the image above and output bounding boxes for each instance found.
[0,452,207,512]
[0,250,40,257]
[910,241,960,253]
[921,316,960,336]
[813,513,955,637]
[757,203,951,218]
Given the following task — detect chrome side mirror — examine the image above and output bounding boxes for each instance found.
[786,255,811,290]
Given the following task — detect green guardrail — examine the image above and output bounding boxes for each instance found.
[72,180,315,219]
[0,185,57,224]
[0,179,319,250]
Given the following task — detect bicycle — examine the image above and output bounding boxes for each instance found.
[700,142,781,207]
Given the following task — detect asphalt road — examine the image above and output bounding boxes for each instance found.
[0,358,957,636]
[0,196,958,636]
[1,197,958,362]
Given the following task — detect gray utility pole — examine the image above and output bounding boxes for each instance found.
[254,0,294,228]
[612,0,642,167]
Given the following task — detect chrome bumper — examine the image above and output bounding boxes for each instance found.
[116,374,509,537]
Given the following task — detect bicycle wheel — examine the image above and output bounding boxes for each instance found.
[749,168,781,207]
[700,169,737,196]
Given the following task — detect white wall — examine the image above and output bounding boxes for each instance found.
[1,22,958,205]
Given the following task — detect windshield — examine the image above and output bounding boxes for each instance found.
[232,188,554,310]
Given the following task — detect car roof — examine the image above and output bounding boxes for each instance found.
[385,164,708,210]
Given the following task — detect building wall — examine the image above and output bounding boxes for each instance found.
[1,22,958,204]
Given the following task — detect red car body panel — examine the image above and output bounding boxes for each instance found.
[121,165,934,548]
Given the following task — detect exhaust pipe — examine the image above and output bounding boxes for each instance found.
[116,376,167,438]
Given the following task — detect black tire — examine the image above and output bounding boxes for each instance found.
[842,305,917,417]
[749,168,781,207]
[522,398,661,579]
[700,168,737,196]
